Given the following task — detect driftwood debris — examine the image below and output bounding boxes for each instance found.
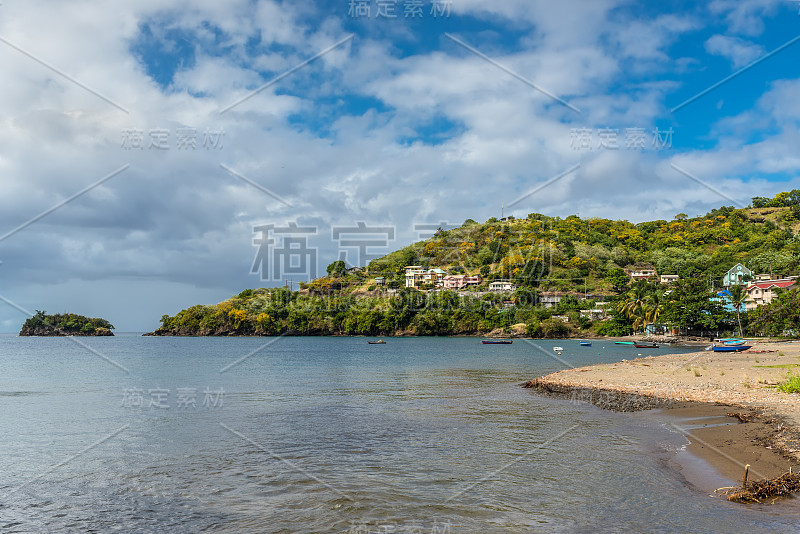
[726,411,752,423]
[716,467,800,503]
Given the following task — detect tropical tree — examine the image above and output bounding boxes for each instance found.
[662,277,724,333]
[618,281,654,332]
[725,284,748,338]
[326,260,347,277]
[604,268,630,294]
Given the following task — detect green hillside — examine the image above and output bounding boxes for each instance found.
[150,191,800,338]
[365,204,800,294]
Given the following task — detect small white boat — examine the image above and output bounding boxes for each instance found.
[553,346,564,352]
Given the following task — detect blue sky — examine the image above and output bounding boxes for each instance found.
[0,0,799,331]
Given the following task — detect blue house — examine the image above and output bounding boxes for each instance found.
[713,290,737,313]
[722,263,752,287]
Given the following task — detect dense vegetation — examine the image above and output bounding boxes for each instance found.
[364,204,800,293]
[152,287,595,337]
[20,311,114,336]
[154,191,800,338]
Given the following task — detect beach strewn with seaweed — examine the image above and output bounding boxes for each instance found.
[525,342,800,501]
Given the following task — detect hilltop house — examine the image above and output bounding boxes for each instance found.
[722,263,753,287]
[405,266,447,288]
[659,274,679,284]
[488,281,516,292]
[744,279,796,311]
[538,292,562,308]
[579,308,606,320]
[442,274,482,290]
[627,264,657,280]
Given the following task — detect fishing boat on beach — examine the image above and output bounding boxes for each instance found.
[482,339,513,344]
[633,342,658,349]
[712,345,752,352]
[720,339,747,346]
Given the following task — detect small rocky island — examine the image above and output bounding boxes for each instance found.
[20,311,115,336]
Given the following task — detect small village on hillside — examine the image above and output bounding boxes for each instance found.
[153,194,800,339]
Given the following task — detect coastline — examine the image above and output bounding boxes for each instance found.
[524,343,800,494]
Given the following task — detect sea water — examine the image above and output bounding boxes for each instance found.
[1,334,798,533]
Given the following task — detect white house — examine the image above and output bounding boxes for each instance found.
[627,265,657,280]
[488,281,516,292]
[538,292,562,308]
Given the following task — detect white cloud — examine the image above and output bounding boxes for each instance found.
[0,0,798,330]
[708,0,781,37]
[704,34,765,69]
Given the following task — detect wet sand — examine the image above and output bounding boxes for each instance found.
[524,342,800,487]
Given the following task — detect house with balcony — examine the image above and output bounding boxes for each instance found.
[744,279,796,311]
[626,264,657,281]
[488,281,516,292]
[659,274,679,284]
[405,266,423,288]
[442,274,483,290]
[538,292,562,308]
[405,266,447,288]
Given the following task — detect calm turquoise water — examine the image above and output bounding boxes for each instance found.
[1,335,798,533]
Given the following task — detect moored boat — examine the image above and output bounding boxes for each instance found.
[368,340,386,344]
[579,340,592,346]
[711,345,752,352]
[553,346,564,351]
[721,339,747,346]
[482,339,513,344]
[633,342,658,348]
[614,341,635,345]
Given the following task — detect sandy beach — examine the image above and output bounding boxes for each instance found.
[524,341,800,488]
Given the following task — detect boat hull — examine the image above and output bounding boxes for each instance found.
[482,340,512,344]
[712,345,752,352]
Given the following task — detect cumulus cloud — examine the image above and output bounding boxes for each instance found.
[704,34,765,69]
[0,0,798,330]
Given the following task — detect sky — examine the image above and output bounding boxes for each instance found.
[1,0,799,332]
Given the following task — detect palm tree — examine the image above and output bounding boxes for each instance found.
[618,281,664,333]
[644,291,664,325]
[726,285,748,338]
